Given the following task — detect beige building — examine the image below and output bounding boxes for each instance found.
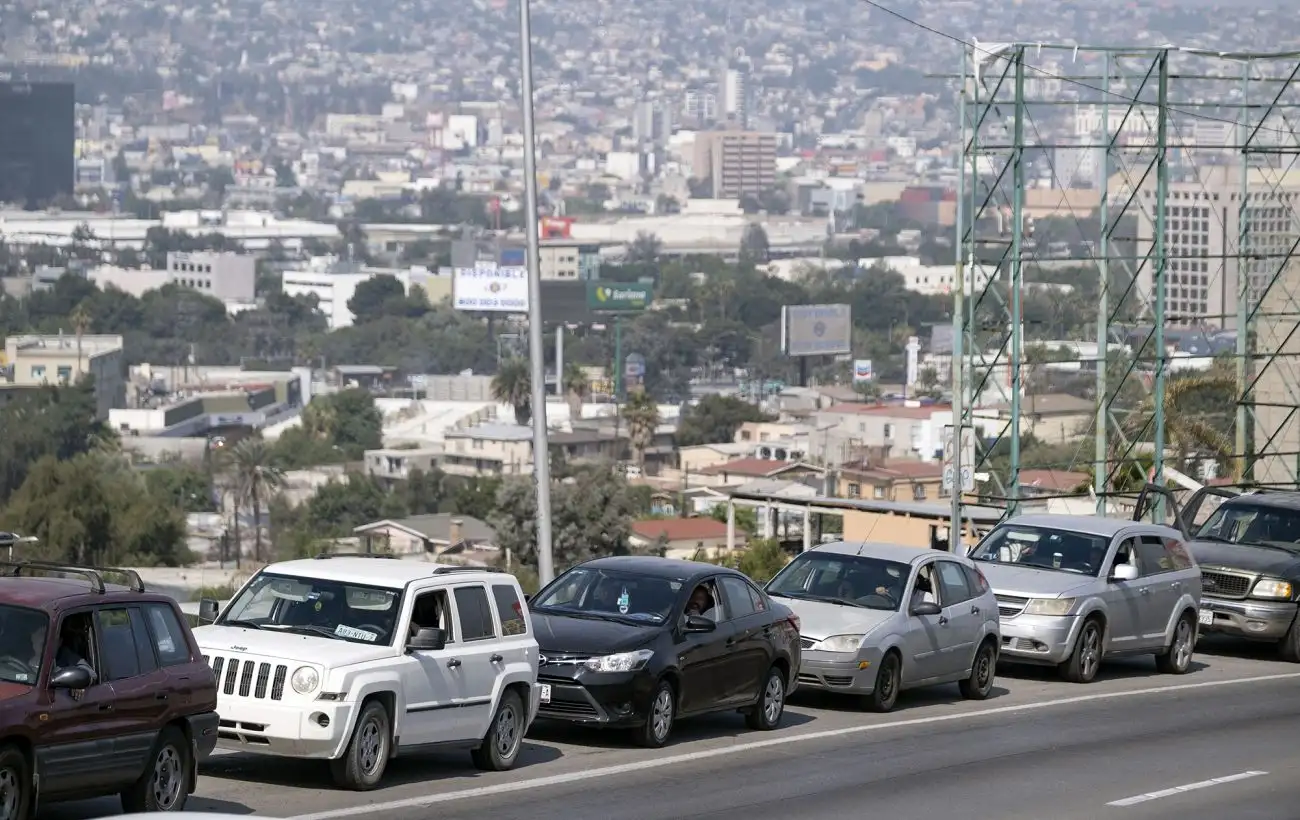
[3,333,125,419]
[692,131,777,199]
[1253,254,1300,487]
[441,423,625,477]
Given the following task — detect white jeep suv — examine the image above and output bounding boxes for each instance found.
[193,555,540,790]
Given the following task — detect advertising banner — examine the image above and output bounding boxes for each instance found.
[852,359,874,382]
[587,282,652,312]
[453,262,528,312]
[781,304,852,357]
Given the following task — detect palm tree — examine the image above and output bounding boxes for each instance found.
[562,362,588,423]
[226,436,285,564]
[492,358,532,425]
[70,301,91,379]
[1116,372,1235,482]
[623,389,660,469]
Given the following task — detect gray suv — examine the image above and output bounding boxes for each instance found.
[967,514,1201,683]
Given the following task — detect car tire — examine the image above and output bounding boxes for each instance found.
[471,689,525,771]
[865,651,901,713]
[0,744,33,820]
[120,725,191,813]
[959,638,997,700]
[1279,614,1300,663]
[745,665,787,731]
[330,700,391,791]
[1059,617,1104,684]
[1155,612,1196,674]
[634,679,675,748]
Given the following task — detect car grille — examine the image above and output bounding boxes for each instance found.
[205,654,288,701]
[800,637,817,650]
[996,595,1030,617]
[539,700,600,719]
[1200,569,1254,600]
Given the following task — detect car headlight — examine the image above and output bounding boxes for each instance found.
[815,634,865,653]
[584,649,655,673]
[1251,578,1294,600]
[1023,597,1076,616]
[291,666,320,694]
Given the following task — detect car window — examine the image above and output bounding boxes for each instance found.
[219,572,403,646]
[686,579,724,621]
[1113,538,1136,569]
[96,608,145,681]
[411,589,454,642]
[1136,536,1174,576]
[491,584,528,636]
[1163,537,1194,570]
[128,608,160,674]
[453,586,497,642]
[533,567,682,624]
[960,564,989,596]
[719,576,758,619]
[935,561,973,604]
[57,611,100,681]
[144,603,191,666]
[766,551,910,611]
[912,564,942,607]
[971,524,1110,576]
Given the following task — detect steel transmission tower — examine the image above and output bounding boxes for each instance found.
[951,43,1300,535]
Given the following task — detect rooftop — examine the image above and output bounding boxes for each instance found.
[631,517,732,542]
[811,541,939,564]
[268,556,499,588]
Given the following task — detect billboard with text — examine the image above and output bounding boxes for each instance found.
[781,304,852,357]
[453,263,528,312]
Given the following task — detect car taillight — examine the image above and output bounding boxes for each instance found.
[974,566,989,592]
[787,613,801,632]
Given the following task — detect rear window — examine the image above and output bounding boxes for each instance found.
[491,584,528,636]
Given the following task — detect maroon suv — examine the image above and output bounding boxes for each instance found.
[0,561,218,817]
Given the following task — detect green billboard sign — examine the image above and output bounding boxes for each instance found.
[587,282,653,312]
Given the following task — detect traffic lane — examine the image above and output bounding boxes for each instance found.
[34,646,1298,819]
[1113,769,1300,820]
[303,675,1300,820]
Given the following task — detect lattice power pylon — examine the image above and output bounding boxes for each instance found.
[950,43,1300,532]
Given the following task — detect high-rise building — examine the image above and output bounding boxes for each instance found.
[718,66,748,129]
[692,131,777,200]
[0,81,74,207]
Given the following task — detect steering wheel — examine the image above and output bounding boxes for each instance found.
[354,623,388,638]
[0,655,34,679]
[860,593,896,609]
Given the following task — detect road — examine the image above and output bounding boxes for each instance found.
[41,640,1300,820]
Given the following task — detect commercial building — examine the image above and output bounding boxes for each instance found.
[692,131,777,200]
[2,333,125,418]
[0,81,74,207]
[110,369,306,437]
[281,259,439,329]
[449,238,602,281]
[88,251,257,302]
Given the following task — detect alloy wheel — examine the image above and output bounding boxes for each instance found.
[762,673,785,724]
[0,766,19,820]
[1080,625,1101,680]
[152,745,184,810]
[975,647,993,691]
[494,702,520,759]
[1174,619,1193,670]
[359,717,384,775]
[651,687,673,742]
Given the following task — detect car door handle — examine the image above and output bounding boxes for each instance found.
[1140,587,1151,596]
[98,703,113,712]
[938,616,949,626]
[1170,582,1181,589]
[725,638,737,647]
[155,693,169,701]
[490,654,503,663]
[447,658,462,669]
[970,605,981,615]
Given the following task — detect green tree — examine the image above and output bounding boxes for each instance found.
[306,474,406,535]
[277,389,384,466]
[738,223,770,267]
[402,467,446,515]
[226,436,285,564]
[623,390,660,468]
[562,362,588,422]
[675,395,772,448]
[0,381,115,506]
[626,232,662,264]
[492,358,532,425]
[347,274,408,324]
[143,465,216,513]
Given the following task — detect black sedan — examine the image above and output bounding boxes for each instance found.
[528,555,801,747]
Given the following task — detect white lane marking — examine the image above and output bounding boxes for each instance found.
[1107,770,1269,807]
[285,671,1300,820]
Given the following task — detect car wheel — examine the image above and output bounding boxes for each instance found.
[0,745,32,820]
[745,665,787,731]
[959,638,997,700]
[865,652,901,713]
[1155,612,1196,674]
[634,679,676,748]
[120,725,190,813]
[1059,618,1104,684]
[471,689,525,771]
[1279,614,1300,663]
[330,700,391,791]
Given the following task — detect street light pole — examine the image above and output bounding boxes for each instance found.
[0,532,38,563]
[518,0,555,585]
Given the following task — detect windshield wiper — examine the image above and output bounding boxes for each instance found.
[814,596,869,608]
[279,624,346,640]
[221,619,262,630]
[1242,540,1300,554]
[768,590,812,600]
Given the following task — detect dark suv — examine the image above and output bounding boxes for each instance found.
[0,560,219,817]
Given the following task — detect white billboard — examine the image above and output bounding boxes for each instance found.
[453,263,528,312]
[781,304,852,357]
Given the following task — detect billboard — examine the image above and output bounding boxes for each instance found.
[453,263,528,312]
[781,304,852,357]
[852,359,874,382]
[588,282,652,312]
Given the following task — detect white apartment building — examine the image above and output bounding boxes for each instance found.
[88,251,256,302]
[281,261,414,330]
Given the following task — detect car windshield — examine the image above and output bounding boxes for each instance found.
[766,552,911,611]
[1195,503,1300,552]
[969,524,1109,576]
[0,605,49,685]
[218,572,403,645]
[531,568,683,624]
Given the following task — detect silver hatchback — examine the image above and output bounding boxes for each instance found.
[765,542,1001,712]
[969,514,1202,683]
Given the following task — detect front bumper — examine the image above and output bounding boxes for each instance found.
[997,613,1079,665]
[1200,597,1297,641]
[536,668,657,728]
[797,647,882,694]
[213,696,357,759]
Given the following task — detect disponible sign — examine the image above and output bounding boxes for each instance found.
[453,263,529,312]
[587,282,652,312]
[781,304,852,357]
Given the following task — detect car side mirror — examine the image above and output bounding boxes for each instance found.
[524,594,532,605]
[1109,564,1139,583]
[198,598,220,625]
[683,614,716,633]
[407,627,447,652]
[910,601,942,617]
[50,665,92,690]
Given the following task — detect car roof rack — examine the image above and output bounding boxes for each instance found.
[312,552,398,560]
[0,561,147,594]
[431,565,501,575]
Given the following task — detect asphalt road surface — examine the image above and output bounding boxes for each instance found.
[43,640,1300,820]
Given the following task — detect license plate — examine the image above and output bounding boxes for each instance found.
[1198,608,1214,627]
[539,684,551,704]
